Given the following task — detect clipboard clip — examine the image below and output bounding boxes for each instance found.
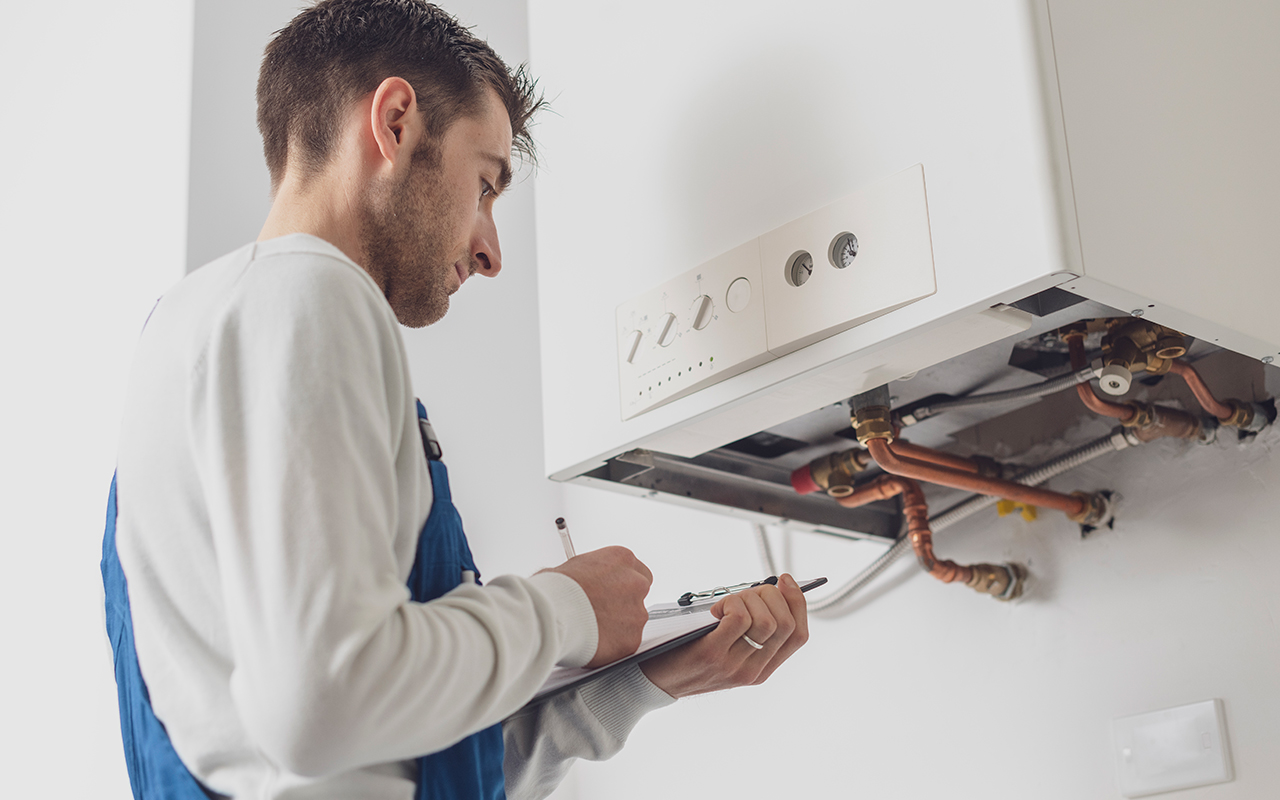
[677,576,778,607]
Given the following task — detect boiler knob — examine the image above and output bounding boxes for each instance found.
[692,295,713,330]
[1098,364,1133,396]
[657,312,678,347]
[623,330,643,364]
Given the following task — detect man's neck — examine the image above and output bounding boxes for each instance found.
[258,170,366,272]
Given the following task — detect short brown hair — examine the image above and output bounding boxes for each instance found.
[257,0,543,188]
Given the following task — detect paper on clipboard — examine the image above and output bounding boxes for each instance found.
[523,577,827,706]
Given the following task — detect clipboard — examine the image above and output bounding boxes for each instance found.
[522,577,828,707]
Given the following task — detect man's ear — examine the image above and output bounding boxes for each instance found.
[368,76,422,171]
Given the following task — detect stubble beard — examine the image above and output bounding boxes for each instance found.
[361,150,458,328]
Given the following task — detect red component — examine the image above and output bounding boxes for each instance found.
[790,464,821,495]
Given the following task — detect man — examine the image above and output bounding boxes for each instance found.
[102,1,809,798]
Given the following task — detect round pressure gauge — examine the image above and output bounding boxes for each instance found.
[829,232,858,269]
[787,251,814,287]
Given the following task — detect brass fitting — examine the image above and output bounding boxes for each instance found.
[966,563,1027,601]
[853,406,895,444]
[1130,405,1203,443]
[1066,491,1109,526]
[1100,319,1188,376]
[808,449,872,497]
[1153,334,1188,361]
[1119,401,1155,429]
[1220,399,1255,429]
[1106,336,1143,372]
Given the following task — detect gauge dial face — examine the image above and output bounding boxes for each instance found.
[788,251,814,287]
[830,232,858,269]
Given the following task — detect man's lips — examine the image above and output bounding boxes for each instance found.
[455,261,470,287]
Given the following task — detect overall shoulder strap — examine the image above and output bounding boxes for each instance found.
[416,399,443,461]
[102,475,215,799]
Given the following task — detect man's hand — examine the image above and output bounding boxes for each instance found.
[639,573,810,698]
[545,546,653,668]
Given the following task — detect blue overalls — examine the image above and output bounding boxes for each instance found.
[101,400,506,799]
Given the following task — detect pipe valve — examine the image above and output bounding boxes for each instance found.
[790,448,873,497]
[966,562,1027,601]
[1098,364,1133,396]
[1066,491,1111,526]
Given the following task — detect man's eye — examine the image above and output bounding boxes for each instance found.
[480,180,495,198]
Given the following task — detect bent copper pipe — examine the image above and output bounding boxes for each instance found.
[1168,361,1233,421]
[890,441,982,474]
[834,474,908,509]
[836,475,972,584]
[1067,335,1136,423]
[864,438,1088,517]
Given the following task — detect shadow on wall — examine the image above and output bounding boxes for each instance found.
[186,0,300,271]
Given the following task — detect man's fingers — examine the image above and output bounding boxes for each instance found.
[755,583,796,644]
[641,579,813,698]
[779,574,809,638]
[710,597,727,619]
[738,589,778,647]
[552,546,656,668]
[634,557,653,584]
[703,593,752,650]
[752,575,811,684]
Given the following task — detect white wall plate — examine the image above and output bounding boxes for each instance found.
[1111,699,1233,797]
[759,164,937,356]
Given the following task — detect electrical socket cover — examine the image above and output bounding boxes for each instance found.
[1112,699,1233,797]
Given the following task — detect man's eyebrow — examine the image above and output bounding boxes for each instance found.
[483,153,513,193]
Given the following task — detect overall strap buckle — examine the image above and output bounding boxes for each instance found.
[415,399,444,461]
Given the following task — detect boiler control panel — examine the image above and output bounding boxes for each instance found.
[616,165,937,420]
[615,240,773,421]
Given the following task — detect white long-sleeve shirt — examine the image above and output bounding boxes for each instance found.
[114,234,672,799]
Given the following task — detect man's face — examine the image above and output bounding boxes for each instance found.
[362,88,513,328]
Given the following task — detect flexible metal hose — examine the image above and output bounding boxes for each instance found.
[794,431,1129,616]
[906,367,1095,423]
[755,523,779,576]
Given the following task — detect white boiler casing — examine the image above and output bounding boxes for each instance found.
[529,1,1280,500]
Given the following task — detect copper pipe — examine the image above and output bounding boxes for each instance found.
[834,474,909,509]
[1067,334,1137,423]
[793,442,983,497]
[890,441,982,474]
[836,475,1024,597]
[1168,361,1233,421]
[836,476,972,584]
[864,438,1088,517]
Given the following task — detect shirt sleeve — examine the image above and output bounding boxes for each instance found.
[502,666,677,800]
[189,253,597,778]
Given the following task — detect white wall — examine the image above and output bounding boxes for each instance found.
[0,1,195,796]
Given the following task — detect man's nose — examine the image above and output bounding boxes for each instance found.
[472,212,502,277]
